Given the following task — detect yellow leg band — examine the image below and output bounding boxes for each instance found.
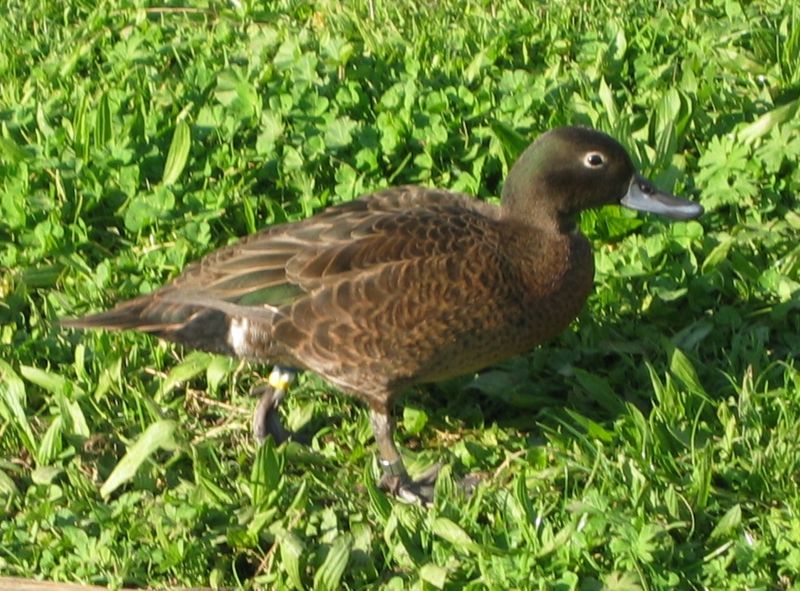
[268,368,295,391]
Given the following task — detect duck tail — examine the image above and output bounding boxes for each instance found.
[60,296,160,332]
[61,292,282,357]
[61,294,239,355]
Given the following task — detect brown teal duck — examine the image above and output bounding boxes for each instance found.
[62,126,703,503]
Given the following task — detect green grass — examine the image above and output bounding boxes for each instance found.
[2,0,800,588]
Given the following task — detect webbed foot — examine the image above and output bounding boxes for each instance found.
[378,461,483,504]
[379,461,440,504]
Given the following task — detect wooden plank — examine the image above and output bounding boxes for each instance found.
[0,578,110,591]
[0,577,213,591]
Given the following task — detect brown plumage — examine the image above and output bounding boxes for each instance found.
[62,126,703,502]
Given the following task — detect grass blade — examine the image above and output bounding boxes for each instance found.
[100,419,177,498]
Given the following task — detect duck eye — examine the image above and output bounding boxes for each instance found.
[584,152,605,168]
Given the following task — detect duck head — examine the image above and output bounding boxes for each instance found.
[502,126,704,231]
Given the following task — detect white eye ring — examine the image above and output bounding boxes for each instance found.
[584,152,605,168]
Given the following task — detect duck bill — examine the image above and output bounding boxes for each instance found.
[621,175,704,220]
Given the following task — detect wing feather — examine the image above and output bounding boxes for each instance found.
[63,185,506,365]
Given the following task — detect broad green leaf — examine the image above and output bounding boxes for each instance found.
[431,463,456,502]
[156,351,212,401]
[324,116,357,149]
[241,195,257,234]
[572,368,625,416]
[20,365,68,396]
[709,504,742,541]
[313,533,352,591]
[280,531,305,590]
[215,68,260,120]
[31,465,62,485]
[0,360,36,457]
[489,120,528,163]
[413,151,433,171]
[669,349,705,396]
[690,445,713,509]
[603,571,644,591]
[72,93,90,160]
[653,88,681,165]
[0,469,19,498]
[273,38,301,71]
[66,399,90,437]
[431,518,480,554]
[738,98,800,144]
[206,355,234,392]
[94,92,112,147]
[786,211,800,230]
[73,343,86,381]
[537,520,577,559]
[251,436,282,506]
[321,35,354,67]
[564,408,615,442]
[598,77,618,127]
[0,134,31,163]
[162,120,191,186]
[419,563,447,589]
[124,186,176,232]
[256,111,284,155]
[402,406,428,436]
[37,417,62,466]
[702,236,733,272]
[364,463,391,522]
[464,49,491,83]
[100,419,178,498]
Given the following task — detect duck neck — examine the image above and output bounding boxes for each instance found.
[501,182,578,235]
[501,141,579,234]
[501,215,594,337]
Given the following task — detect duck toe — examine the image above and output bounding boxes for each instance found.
[379,472,436,505]
[379,463,484,505]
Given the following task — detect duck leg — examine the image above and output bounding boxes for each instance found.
[369,407,438,504]
[252,366,297,444]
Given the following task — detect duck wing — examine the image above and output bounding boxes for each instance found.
[61,186,507,362]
